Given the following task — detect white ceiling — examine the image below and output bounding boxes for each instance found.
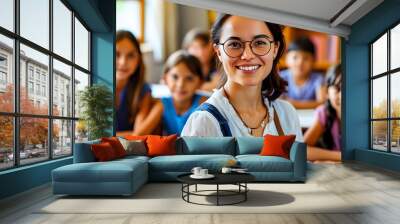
[169,0,384,38]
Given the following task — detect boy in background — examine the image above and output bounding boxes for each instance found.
[280,37,327,109]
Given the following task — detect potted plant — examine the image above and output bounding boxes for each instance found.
[79,84,113,140]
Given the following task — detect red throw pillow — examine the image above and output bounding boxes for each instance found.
[101,137,126,158]
[146,134,177,157]
[260,134,296,159]
[91,142,117,161]
[124,135,148,141]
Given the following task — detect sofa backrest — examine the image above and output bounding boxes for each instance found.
[176,137,236,155]
[236,136,264,155]
[73,139,100,163]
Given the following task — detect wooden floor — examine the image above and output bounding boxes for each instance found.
[1,162,400,224]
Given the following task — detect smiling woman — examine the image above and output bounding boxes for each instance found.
[181,14,303,141]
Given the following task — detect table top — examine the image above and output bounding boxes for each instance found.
[177,172,255,185]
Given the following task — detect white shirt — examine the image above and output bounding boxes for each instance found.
[181,88,304,142]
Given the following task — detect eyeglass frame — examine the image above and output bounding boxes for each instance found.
[216,35,276,58]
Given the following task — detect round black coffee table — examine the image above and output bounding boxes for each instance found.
[177,173,255,206]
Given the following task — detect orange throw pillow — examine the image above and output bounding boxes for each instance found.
[101,137,126,158]
[146,134,178,157]
[124,135,148,141]
[91,142,117,161]
[260,134,296,159]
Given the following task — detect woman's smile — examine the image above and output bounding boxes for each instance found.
[235,64,262,74]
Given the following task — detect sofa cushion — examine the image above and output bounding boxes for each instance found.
[147,134,178,157]
[260,134,296,159]
[148,154,235,172]
[119,138,147,156]
[101,137,127,158]
[176,137,236,155]
[52,158,147,183]
[91,142,118,161]
[236,155,293,172]
[236,137,263,155]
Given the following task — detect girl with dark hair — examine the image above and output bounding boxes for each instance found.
[116,30,162,136]
[156,50,207,135]
[182,28,220,91]
[304,64,342,162]
[181,14,303,140]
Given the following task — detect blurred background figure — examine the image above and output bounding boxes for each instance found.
[280,37,327,109]
[182,28,220,91]
[115,30,162,137]
[158,50,208,136]
[304,64,342,162]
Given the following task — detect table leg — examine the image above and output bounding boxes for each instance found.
[245,183,247,201]
[217,184,219,206]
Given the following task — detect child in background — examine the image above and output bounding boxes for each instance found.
[159,50,207,135]
[280,37,326,109]
[115,30,162,136]
[304,64,342,162]
[182,28,220,92]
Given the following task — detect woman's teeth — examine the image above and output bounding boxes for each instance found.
[237,65,260,71]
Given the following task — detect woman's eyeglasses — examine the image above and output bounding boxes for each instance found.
[217,36,275,58]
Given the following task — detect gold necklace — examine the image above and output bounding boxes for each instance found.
[223,87,269,136]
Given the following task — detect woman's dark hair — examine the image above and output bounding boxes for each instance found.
[116,30,146,124]
[321,64,342,149]
[287,37,316,57]
[211,14,287,101]
[163,50,203,80]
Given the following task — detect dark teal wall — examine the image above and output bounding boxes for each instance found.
[0,158,72,199]
[0,0,116,200]
[91,0,116,135]
[344,0,400,171]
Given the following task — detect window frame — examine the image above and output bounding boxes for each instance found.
[370,19,400,154]
[0,0,92,171]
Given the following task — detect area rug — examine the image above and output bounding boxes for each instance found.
[37,183,361,214]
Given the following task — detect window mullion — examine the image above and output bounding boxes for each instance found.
[49,0,54,160]
[71,10,76,155]
[387,29,391,152]
[13,0,21,167]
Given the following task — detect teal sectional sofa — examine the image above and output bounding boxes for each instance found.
[52,137,306,196]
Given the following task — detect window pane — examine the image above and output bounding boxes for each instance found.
[0,116,13,170]
[20,44,49,115]
[0,0,14,31]
[391,120,400,153]
[53,119,72,158]
[74,69,89,118]
[74,18,89,70]
[20,117,49,165]
[391,72,400,118]
[20,0,49,49]
[0,35,14,112]
[391,24,400,70]
[75,120,88,143]
[372,76,387,119]
[372,33,387,76]
[372,121,388,151]
[53,59,72,117]
[53,0,71,60]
